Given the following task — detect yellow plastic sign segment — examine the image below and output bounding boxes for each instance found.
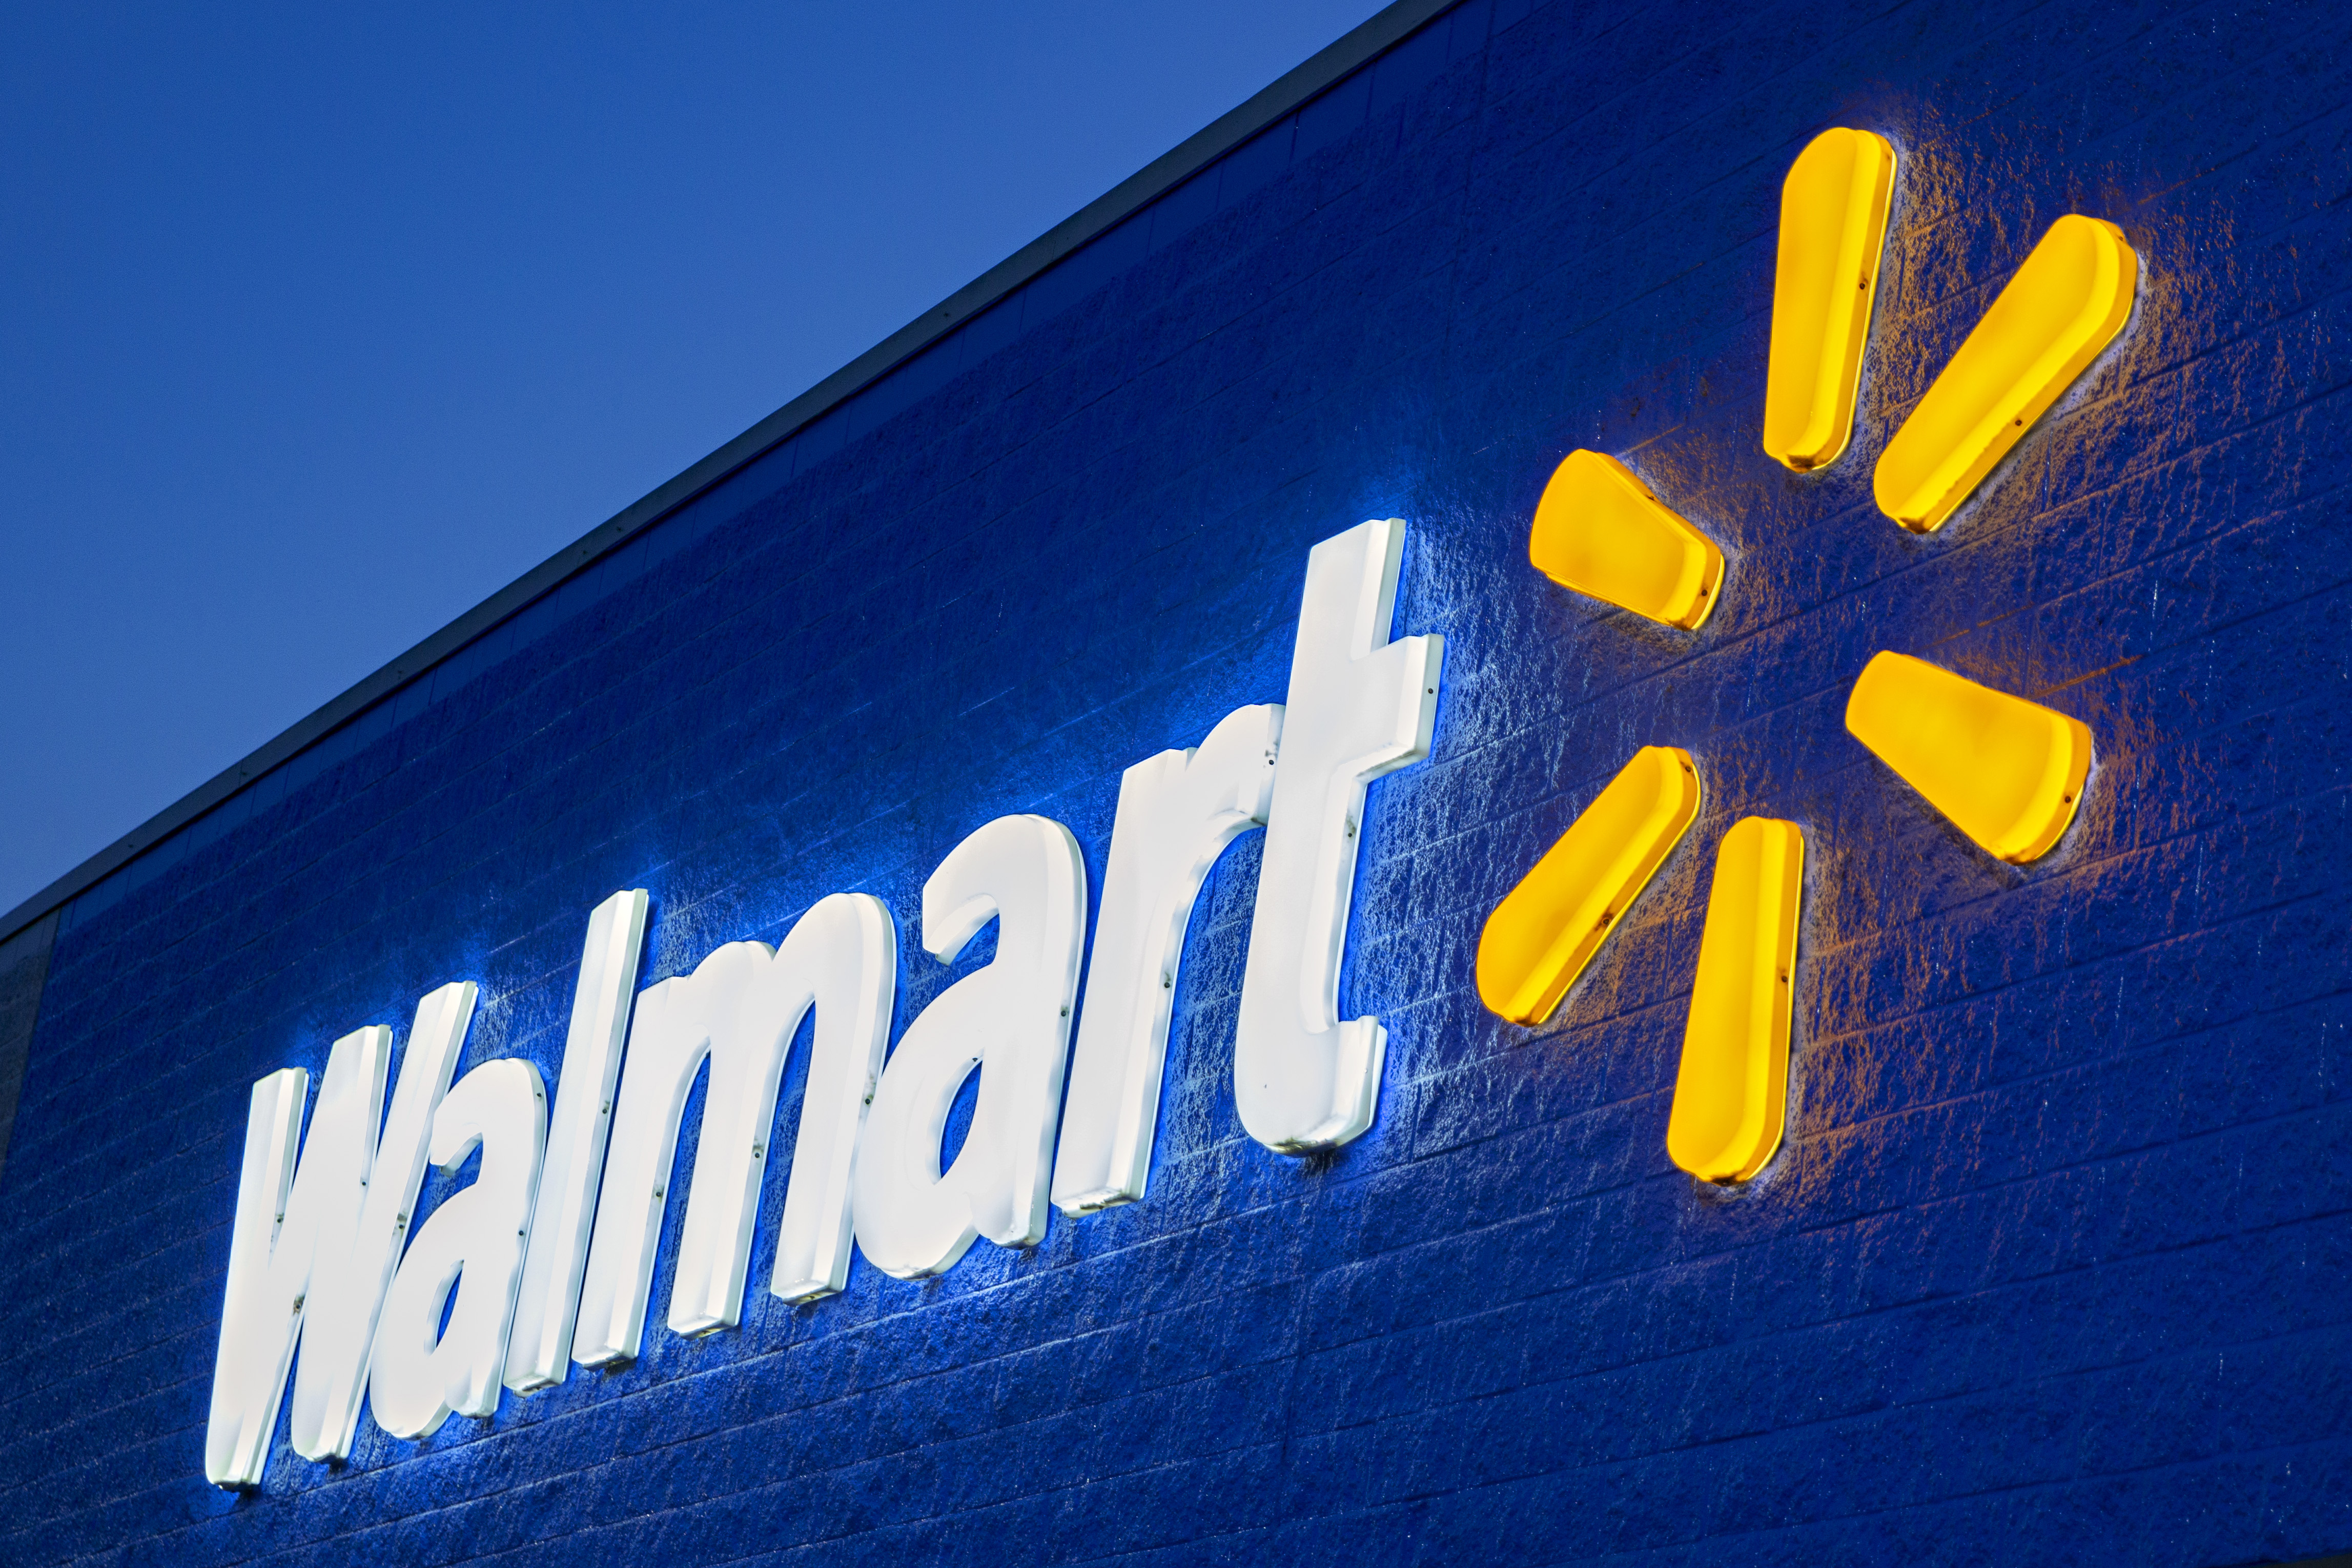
[1476,746,1702,1025]
[1762,127,1895,472]
[1844,651,2091,863]
[1528,450,1724,630]
[1875,214,2137,531]
[1667,816,1804,1184]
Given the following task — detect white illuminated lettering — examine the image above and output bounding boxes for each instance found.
[289,983,474,1460]
[206,1043,374,1489]
[204,983,475,1486]
[852,815,1087,1278]
[368,1058,547,1439]
[1052,704,1281,1214]
[1234,519,1442,1151]
[573,943,757,1365]
[199,523,1453,1486]
[504,890,647,1394]
[572,891,896,1363]
[764,894,896,1306]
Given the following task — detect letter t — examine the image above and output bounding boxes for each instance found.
[1234,518,1441,1151]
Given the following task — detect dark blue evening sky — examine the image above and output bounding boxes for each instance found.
[0,1,1384,916]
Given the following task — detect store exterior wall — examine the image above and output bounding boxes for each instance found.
[4,1,2350,1563]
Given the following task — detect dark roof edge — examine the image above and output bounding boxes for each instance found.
[0,0,1456,948]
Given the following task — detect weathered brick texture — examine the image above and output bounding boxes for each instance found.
[4,1,2349,1562]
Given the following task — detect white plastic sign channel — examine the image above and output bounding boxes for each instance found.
[203,523,1446,1486]
[293,983,475,1461]
[572,892,896,1366]
[852,815,1089,1278]
[204,984,476,1487]
[206,1039,373,1490]
[505,890,647,1393]
[1235,518,1442,1151]
[369,1058,548,1439]
[765,894,898,1305]
[1053,704,1281,1213]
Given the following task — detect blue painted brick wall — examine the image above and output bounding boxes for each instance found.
[5,1,2351,1562]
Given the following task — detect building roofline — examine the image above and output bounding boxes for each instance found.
[1,0,1459,947]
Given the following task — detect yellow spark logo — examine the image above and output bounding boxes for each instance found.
[1476,128,2137,1185]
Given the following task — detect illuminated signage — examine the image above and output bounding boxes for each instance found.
[203,125,2138,1488]
[1477,127,2134,1183]
[204,519,1441,1486]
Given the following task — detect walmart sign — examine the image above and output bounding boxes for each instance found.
[206,520,1443,1487]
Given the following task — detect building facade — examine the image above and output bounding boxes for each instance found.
[3,1,2350,1563]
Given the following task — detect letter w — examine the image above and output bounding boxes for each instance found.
[204,984,475,1488]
